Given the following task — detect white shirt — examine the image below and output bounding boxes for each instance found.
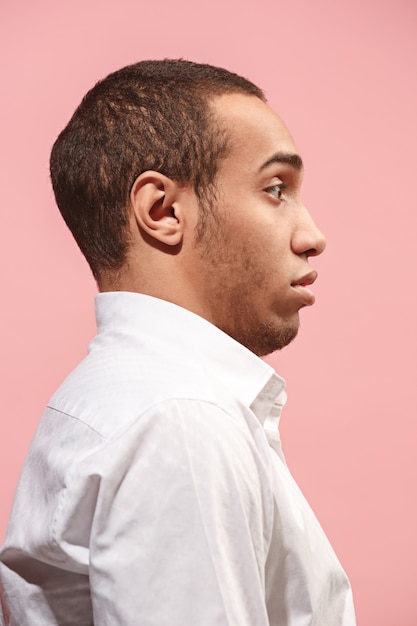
[0,292,356,625]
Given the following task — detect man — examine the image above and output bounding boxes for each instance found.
[0,60,356,624]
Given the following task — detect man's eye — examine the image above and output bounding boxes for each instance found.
[266,183,286,200]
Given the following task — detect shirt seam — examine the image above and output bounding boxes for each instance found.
[46,406,108,439]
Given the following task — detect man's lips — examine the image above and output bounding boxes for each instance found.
[291,270,318,305]
[291,270,318,288]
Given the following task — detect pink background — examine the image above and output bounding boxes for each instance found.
[1,0,416,623]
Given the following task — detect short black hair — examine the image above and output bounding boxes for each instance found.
[50,59,265,279]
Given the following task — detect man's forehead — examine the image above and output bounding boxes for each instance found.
[211,93,300,171]
[212,92,290,129]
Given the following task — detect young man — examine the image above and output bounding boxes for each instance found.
[0,60,356,625]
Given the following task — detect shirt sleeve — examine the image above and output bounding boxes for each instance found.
[82,398,274,625]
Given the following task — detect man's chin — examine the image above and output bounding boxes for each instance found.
[233,320,299,357]
[254,324,299,357]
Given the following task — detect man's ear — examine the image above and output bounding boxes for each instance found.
[130,171,184,246]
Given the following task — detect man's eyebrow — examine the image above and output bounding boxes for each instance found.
[258,152,304,172]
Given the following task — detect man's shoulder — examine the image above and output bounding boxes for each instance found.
[42,292,277,453]
[47,335,238,440]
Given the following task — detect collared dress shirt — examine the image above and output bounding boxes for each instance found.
[0,292,356,625]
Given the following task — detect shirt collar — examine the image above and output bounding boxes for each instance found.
[95,292,286,426]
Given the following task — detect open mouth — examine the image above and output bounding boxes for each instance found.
[291,269,317,289]
[291,271,318,305]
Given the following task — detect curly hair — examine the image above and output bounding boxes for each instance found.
[50,59,265,279]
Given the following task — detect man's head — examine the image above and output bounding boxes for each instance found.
[50,59,265,280]
[50,59,326,356]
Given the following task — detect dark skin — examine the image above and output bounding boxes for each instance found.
[99,94,326,357]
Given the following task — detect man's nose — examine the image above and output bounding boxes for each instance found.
[291,206,327,257]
